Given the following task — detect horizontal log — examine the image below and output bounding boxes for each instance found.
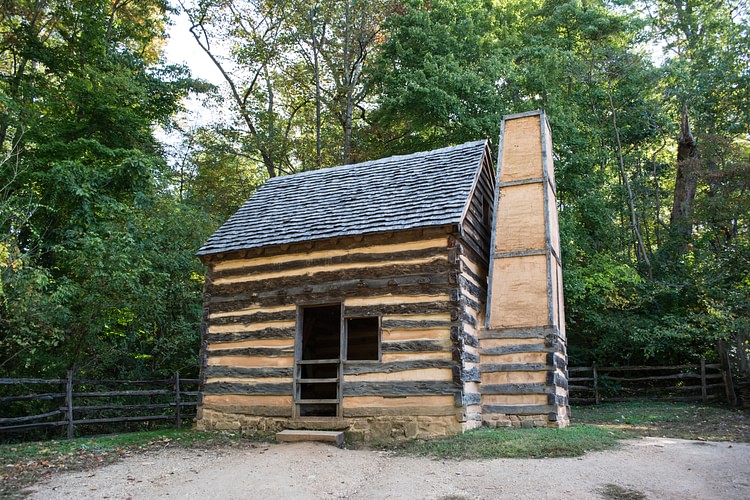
[480,343,551,356]
[480,383,549,395]
[74,379,174,385]
[479,326,557,340]
[70,403,184,413]
[204,366,293,379]
[343,359,456,375]
[462,367,481,382]
[343,381,458,397]
[0,421,66,431]
[480,363,549,372]
[347,301,458,319]
[343,406,456,417]
[204,382,293,395]
[73,415,173,425]
[0,392,65,403]
[207,346,294,358]
[73,389,173,398]
[207,328,295,343]
[344,301,458,320]
[213,245,448,281]
[458,276,485,302]
[212,260,451,295]
[210,309,297,325]
[201,404,293,417]
[209,279,451,311]
[482,404,560,415]
[381,319,455,329]
[381,340,452,353]
[0,378,66,385]
[0,409,63,424]
[462,392,481,406]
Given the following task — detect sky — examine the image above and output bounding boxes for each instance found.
[164,6,223,86]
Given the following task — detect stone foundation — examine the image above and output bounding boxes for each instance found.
[196,408,462,442]
[482,412,565,429]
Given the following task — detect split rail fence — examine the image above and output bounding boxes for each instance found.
[0,372,199,439]
[568,359,728,404]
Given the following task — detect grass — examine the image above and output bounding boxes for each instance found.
[573,401,750,442]
[389,424,626,459]
[387,401,750,460]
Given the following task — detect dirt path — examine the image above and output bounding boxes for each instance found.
[27,438,750,499]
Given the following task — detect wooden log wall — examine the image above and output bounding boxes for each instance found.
[198,227,465,422]
[455,151,495,430]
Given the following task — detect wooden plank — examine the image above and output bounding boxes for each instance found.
[208,320,295,334]
[0,378,66,385]
[480,363,548,372]
[0,421,66,431]
[204,382,293,395]
[343,395,455,409]
[207,356,294,368]
[343,406,457,417]
[297,359,339,365]
[206,377,292,385]
[344,301,455,319]
[382,328,450,342]
[343,381,458,397]
[206,346,295,357]
[73,415,173,425]
[0,392,65,403]
[207,339,294,350]
[73,389,173,398]
[0,410,63,424]
[212,235,449,271]
[483,404,557,415]
[480,383,548,395]
[479,326,556,340]
[381,319,454,329]
[210,304,295,320]
[382,352,453,362]
[480,343,550,356]
[202,394,292,407]
[201,404,292,417]
[344,368,453,383]
[381,340,452,352]
[209,282,452,312]
[204,366,293,378]
[214,245,448,282]
[207,324,295,337]
[343,359,455,375]
[212,258,450,287]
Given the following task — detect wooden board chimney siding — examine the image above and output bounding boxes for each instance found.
[482,111,570,428]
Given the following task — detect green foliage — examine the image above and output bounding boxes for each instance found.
[0,0,208,379]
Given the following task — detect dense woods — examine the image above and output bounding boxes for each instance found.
[1,0,748,380]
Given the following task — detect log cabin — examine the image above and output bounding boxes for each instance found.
[195,110,569,440]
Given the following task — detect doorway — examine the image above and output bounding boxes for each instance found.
[294,305,342,417]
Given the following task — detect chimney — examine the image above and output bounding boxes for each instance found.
[480,110,569,428]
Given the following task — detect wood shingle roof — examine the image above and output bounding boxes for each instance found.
[197,140,489,256]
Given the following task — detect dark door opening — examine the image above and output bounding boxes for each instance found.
[295,305,341,417]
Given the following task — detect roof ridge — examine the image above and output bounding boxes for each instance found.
[267,139,489,182]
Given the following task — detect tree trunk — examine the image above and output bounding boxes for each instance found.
[670,105,698,239]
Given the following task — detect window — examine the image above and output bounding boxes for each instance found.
[346,317,380,360]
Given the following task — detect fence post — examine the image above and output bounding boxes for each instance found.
[700,357,707,403]
[65,370,74,439]
[592,365,600,405]
[174,371,181,429]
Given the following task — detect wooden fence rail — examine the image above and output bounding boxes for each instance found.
[568,359,727,404]
[0,371,199,438]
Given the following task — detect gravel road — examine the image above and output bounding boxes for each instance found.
[28,437,750,499]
